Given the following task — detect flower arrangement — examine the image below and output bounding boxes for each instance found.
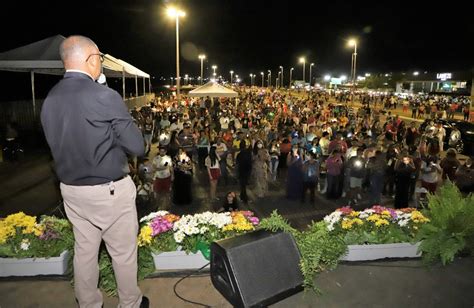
[323,205,430,245]
[0,212,74,259]
[138,210,259,254]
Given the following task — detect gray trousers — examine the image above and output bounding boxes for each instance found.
[61,176,142,308]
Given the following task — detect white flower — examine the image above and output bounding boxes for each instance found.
[173,231,185,243]
[20,239,30,251]
[200,226,209,234]
[359,212,370,219]
[139,211,169,223]
[323,211,342,231]
[398,219,409,227]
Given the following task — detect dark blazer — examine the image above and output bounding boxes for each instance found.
[41,71,144,185]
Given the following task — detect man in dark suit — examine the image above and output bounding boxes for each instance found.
[41,35,148,308]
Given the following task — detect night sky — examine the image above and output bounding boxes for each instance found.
[1,0,473,95]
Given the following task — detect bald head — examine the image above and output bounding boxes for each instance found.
[60,35,101,79]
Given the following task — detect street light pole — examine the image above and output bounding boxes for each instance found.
[230,70,234,84]
[299,57,305,83]
[198,54,205,85]
[279,66,283,88]
[309,63,314,87]
[268,70,271,87]
[212,65,217,78]
[260,72,264,87]
[348,39,358,85]
[289,67,294,88]
[167,7,185,100]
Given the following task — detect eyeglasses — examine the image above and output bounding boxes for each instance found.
[86,52,105,63]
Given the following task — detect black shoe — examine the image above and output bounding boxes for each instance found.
[140,296,150,308]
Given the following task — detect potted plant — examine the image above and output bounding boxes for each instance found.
[137,210,259,270]
[0,212,74,277]
[323,205,430,261]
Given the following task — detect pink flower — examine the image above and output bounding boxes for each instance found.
[150,216,173,236]
[337,206,353,215]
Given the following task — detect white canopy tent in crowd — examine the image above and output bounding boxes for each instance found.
[0,34,151,116]
[188,81,238,98]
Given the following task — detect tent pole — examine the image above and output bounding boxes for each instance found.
[142,77,145,97]
[135,75,138,97]
[122,70,126,98]
[148,78,152,95]
[31,71,36,118]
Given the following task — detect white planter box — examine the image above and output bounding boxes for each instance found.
[341,242,421,261]
[152,250,209,270]
[0,250,70,277]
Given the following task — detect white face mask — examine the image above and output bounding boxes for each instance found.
[257,143,263,149]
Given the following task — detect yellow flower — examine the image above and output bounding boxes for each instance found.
[375,219,390,227]
[341,219,354,230]
[349,211,360,217]
[138,225,153,247]
[222,213,254,232]
[411,211,430,224]
[353,218,364,226]
[367,214,380,222]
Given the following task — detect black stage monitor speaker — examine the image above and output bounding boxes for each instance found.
[210,229,304,308]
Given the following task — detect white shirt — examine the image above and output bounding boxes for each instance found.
[220,116,230,130]
[153,155,173,179]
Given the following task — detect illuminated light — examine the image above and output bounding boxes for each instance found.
[324,75,331,81]
[167,7,186,18]
[198,54,206,60]
[299,57,305,63]
[413,71,419,76]
[365,73,371,77]
[340,75,347,81]
[437,73,452,81]
[348,39,357,46]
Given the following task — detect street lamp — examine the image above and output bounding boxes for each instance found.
[260,72,264,87]
[348,38,358,85]
[289,67,294,87]
[299,57,305,82]
[279,66,284,88]
[167,7,186,100]
[249,74,254,86]
[184,74,188,85]
[212,65,217,77]
[230,70,234,84]
[198,54,205,85]
[309,63,314,86]
[268,70,271,87]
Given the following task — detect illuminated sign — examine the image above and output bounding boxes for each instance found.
[436,73,452,81]
[330,78,342,85]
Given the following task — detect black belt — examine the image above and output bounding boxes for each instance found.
[112,174,127,182]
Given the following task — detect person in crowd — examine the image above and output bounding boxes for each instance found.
[167,130,180,159]
[152,146,173,210]
[251,140,271,198]
[215,137,229,185]
[269,139,281,181]
[235,140,253,204]
[286,146,304,200]
[196,129,209,171]
[346,147,366,205]
[455,158,474,193]
[440,148,460,181]
[325,149,344,199]
[394,153,416,208]
[366,150,386,205]
[301,151,320,203]
[420,155,442,194]
[143,116,154,155]
[205,144,221,201]
[217,191,239,212]
[172,148,193,205]
[40,35,148,308]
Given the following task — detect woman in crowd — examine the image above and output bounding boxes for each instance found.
[269,139,281,181]
[325,149,344,199]
[205,145,221,201]
[286,146,304,200]
[172,148,193,205]
[440,148,460,181]
[394,153,416,208]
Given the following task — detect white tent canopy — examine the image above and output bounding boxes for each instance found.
[0,35,151,116]
[188,81,238,98]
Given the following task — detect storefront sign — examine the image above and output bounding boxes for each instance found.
[436,73,452,81]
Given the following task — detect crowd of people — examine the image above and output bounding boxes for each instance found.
[129,87,473,213]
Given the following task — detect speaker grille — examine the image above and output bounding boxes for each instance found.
[211,230,303,307]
